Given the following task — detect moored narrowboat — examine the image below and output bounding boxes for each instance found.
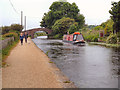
[63,32,85,45]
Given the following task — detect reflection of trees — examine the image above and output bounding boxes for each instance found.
[49,43,82,61]
[48,42,64,59]
[50,47,64,59]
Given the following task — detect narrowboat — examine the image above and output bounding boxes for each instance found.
[63,32,85,45]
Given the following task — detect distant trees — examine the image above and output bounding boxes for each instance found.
[35,32,47,36]
[40,1,85,38]
[2,26,10,35]
[10,24,23,32]
[2,24,23,35]
[109,1,120,34]
[103,19,113,35]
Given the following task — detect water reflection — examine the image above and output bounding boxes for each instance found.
[33,37,119,88]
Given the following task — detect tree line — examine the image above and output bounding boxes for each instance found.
[40,0,85,39]
[80,1,120,44]
[1,24,23,35]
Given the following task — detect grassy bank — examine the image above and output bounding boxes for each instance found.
[88,42,120,48]
[2,40,19,61]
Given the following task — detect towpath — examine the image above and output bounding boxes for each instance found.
[2,38,74,88]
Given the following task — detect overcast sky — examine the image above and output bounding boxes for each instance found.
[0,0,119,30]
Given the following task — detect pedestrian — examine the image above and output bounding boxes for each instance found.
[24,31,28,43]
[20,32,24,45]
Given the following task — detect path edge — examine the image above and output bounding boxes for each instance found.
[31,38,77,88]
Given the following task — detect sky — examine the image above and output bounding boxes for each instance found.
[0,0,120,30]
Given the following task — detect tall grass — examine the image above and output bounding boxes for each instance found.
[82,30,99,42]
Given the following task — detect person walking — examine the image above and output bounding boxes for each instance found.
[24,32,28,43]
[20,32,24,45]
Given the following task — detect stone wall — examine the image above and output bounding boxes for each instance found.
[0,37,14,49]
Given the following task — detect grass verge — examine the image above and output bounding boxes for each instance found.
[2,40,19,62]
[88,42,120,48]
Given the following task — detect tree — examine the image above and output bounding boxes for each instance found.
[68,22,78,34]
[94,26,103,30]
[2,24,23,35]
[40,1,85,29]
[2,26,11,35]
[75,14,85,29]
[52,17,75,38]
[10,24,23,32]
[109,1,120,34]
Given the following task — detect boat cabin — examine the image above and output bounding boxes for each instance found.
[63,32,85,44]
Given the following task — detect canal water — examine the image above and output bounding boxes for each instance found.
[32,36,119,88]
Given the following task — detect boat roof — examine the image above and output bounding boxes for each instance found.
[74,32,81,35]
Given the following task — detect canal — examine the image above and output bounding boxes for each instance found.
[32,36,119,88]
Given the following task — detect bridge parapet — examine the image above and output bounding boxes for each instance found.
[23,28,53,39]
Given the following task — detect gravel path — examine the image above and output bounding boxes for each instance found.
[2,38,66,88]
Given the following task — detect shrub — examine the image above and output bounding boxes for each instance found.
[84,35,98,42]
[53,34,63,39]
[106,33,117,44]
[2,24,23,35]
[9,30,20,36]
[3,32,19,41]
[92,37,98,42]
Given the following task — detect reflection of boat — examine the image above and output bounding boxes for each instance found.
[63,32,85,45]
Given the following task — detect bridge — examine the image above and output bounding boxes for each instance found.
[23,28,53,39]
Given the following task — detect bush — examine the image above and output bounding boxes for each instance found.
[53,34,63,39]
[2,26,10,35]
[2,24,23,35]
[9,30,20,36]
[106,33,117,44]
[2,32,19,61]
[92,37,98,42]
[84,35,98,42]
[3,32,19,41]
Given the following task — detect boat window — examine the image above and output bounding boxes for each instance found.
[73,35,77,41]
[77,35,84,40]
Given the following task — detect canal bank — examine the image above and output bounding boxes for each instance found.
[88,42,120,48]
[2,38,75,88]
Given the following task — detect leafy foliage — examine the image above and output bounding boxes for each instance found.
[40,1,85,30]
[52,17,75,34]
[2,24,23,35]
[109,1,120,34]
[3,32,19,41]
[2,26,11,35]
[52,17,76,38]
[88,25,97,29]
[106,33,117,44]
[68,22,78,34]
[104,19,114,35]
[35,32,47,36]
[82,30,99,42]
[2,31,20,61]
[10,24,23,32]
[94,26,103,30]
